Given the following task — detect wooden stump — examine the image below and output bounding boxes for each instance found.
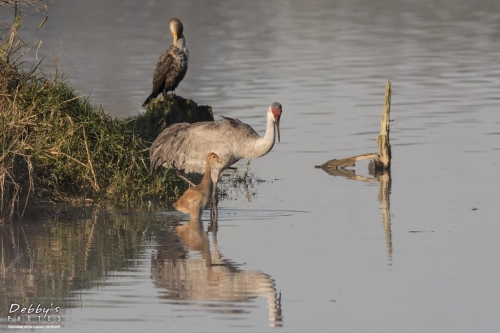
[315,80,393,259]
[130,96,214,143]
[373,80,392,172]
[316,80,392,175]
[146,96,214,131]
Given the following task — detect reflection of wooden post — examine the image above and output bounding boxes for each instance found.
[315,80,394,261]
[374,80,392,172]
[378,172,392,258]
[376,80,392,258]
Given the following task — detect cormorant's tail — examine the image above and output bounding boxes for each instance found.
[143,93,156,107]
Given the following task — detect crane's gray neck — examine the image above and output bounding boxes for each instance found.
[245,110,275,159]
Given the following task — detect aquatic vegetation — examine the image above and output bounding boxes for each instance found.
[0,0,188,222]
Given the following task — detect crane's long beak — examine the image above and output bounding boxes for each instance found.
[276,117,281,143]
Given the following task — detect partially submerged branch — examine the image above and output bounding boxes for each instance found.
[316,80,392,176]
[315,153,379,171]
[315,80,394,259]
[373,79,392,172]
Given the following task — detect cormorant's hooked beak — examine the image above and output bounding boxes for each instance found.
[173,32,178,43]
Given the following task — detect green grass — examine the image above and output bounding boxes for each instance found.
[0,0,259,222]
[0,59,187,221]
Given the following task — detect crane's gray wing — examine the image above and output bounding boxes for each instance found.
[219,116,260,140]
[149,119,246,174]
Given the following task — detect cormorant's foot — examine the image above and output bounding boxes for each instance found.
[172,91,183,100]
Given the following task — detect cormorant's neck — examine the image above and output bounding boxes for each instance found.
[173,36,186,49]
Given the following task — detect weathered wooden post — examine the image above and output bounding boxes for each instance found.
[315,80,393,173]
[315,80,393,259]
[375,80,392,171]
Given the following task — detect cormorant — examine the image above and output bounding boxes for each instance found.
[143,18,189,106]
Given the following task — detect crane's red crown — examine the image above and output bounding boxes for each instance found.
[271,102,282,121]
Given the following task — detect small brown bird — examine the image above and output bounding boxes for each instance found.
[143,18,189,106]
[173,153,223,217]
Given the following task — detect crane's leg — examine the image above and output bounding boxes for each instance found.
[210,182,219,226]
[211,223,218,245]
[176,170,195,187]
[208,204,218,233]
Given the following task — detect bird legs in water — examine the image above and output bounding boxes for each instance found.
[208,168,237,231]
[176,170,195,187]
[208,183,219,232]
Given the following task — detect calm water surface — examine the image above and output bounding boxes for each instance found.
[2,0,500,332]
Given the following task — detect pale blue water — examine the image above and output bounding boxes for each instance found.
[3,0,500,332]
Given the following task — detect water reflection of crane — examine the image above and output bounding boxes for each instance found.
[152,193,282,326]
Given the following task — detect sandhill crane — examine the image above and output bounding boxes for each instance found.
[150,102,282,215]
[173,153,222,217]
[143,18,189,106]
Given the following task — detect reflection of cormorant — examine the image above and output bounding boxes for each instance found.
[143,18,189,106]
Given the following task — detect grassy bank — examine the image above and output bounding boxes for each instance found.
[1,1,229,222]
[0,58,188,221]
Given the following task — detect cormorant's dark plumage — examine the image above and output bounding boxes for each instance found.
[143,18,189,106]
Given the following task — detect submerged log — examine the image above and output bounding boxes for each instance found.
[315,153,379,171]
